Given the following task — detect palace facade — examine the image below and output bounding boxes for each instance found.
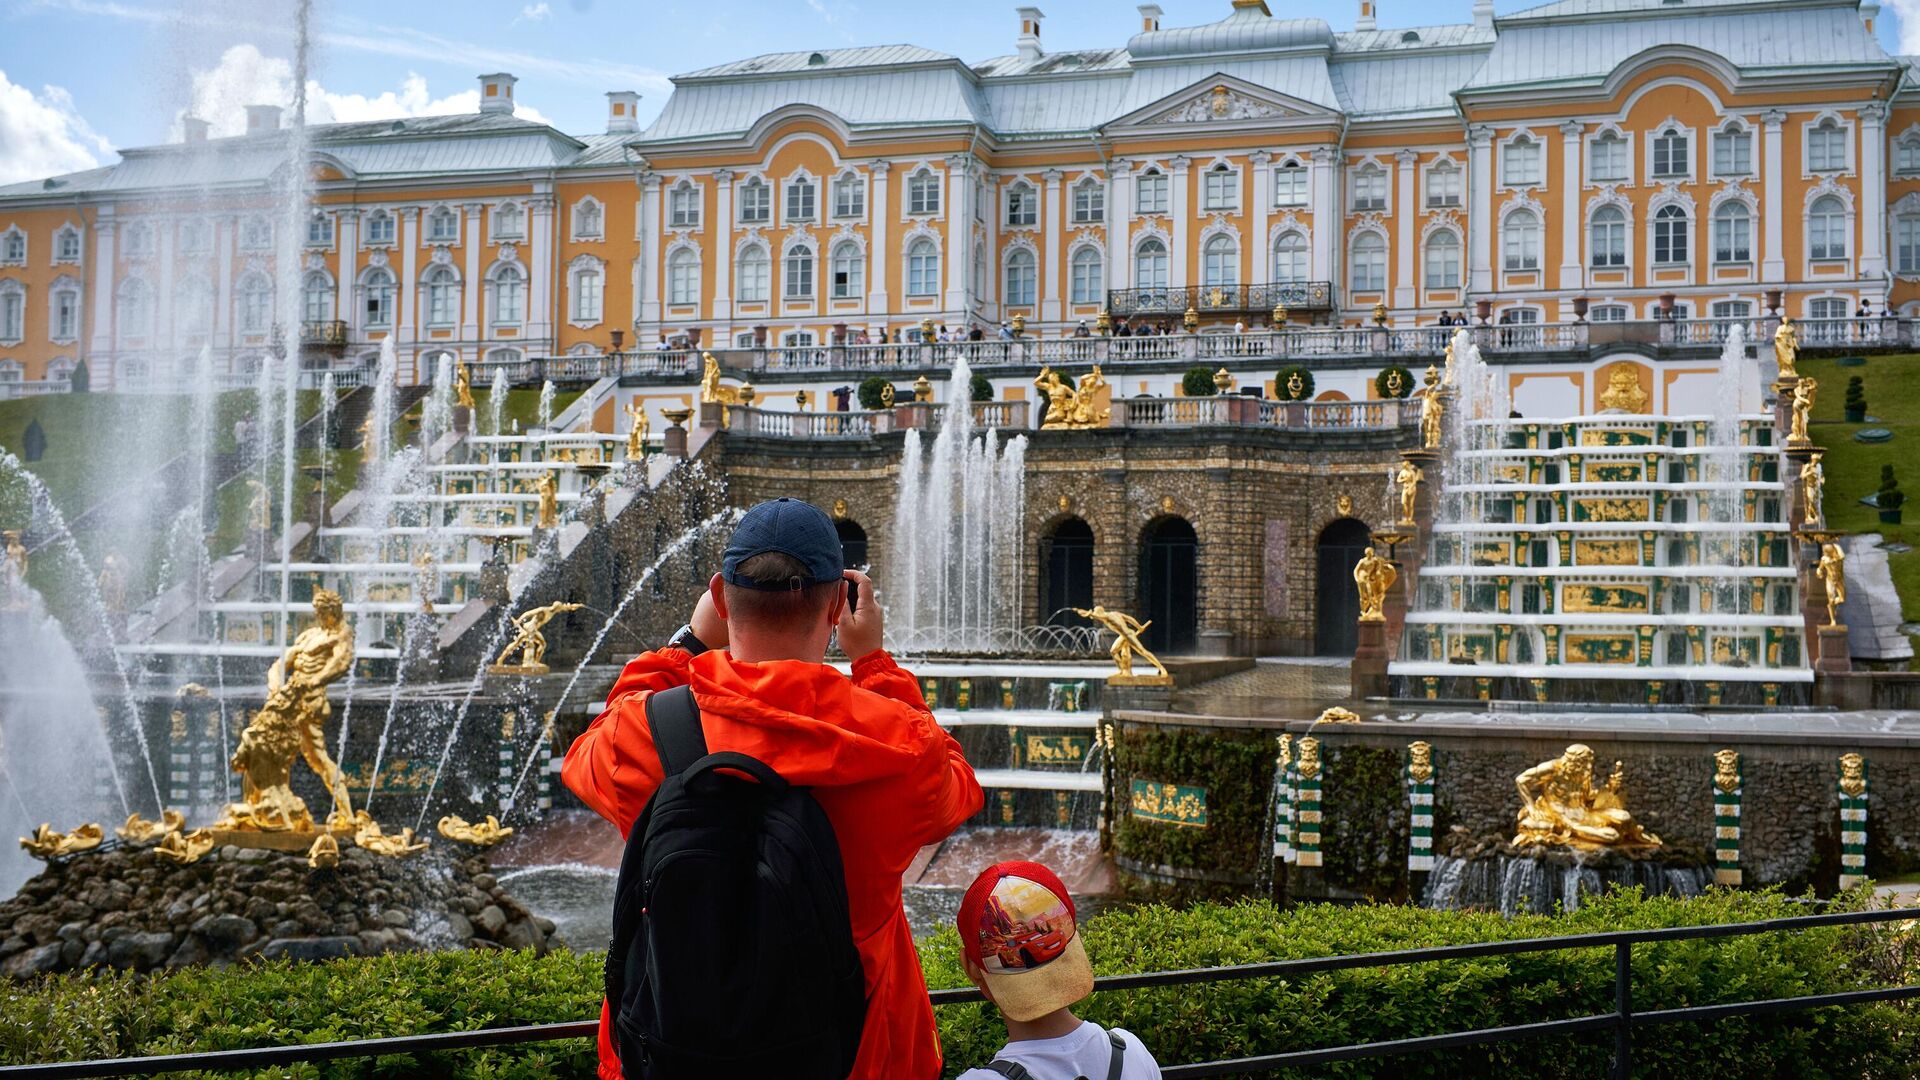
[0,0,1915,390]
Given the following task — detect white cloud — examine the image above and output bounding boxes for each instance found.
[516,3,552,22]
[0,69,113,185]
[1887,0,1920,53]
[179,44,551,140]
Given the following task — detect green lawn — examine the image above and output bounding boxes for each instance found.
[1798,354,1920,660]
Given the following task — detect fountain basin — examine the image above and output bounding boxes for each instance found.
[1423,835,1714,915]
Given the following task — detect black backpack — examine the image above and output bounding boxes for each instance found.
[605,685,867,1079]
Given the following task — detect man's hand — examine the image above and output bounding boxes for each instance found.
[689,588,728,650]
[837,569,885,660]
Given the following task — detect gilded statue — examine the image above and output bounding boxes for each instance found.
[1408,741,1434,784]
[1034,365,1110,429]
[246,480,272,532]
[19,822,103,859]
[1512,744,1661,851]
[535,470,559,529]
[1072,365,1111,426]
[1395,459,1424,525]
[1817,541,1847,627]
[1773,316,1799,379]
[307,833,341,869]
[438,813,515,847]
[116,810,185,843]
[1315,706,1361,725]
[1035,367,1074,428]
[1353,547,1397,622]
[97,552,127,615]
[354,818,429,857]
[1296,736,1322,780]
[1073,606,1171,685]
[625,400,651,461]
[1442,340,1456,386]
[1800,453,1825,526]
[1713,749,1740,794]
[1,530,26,611]
[1598,364,1649,414]
[1419,386,1446,450]
[223,589,356,831]
[455,361,476,410]
[1839,752,1866,798]
[1788,377,1817,446]
[414,550,438,615]
[492,600,584,675]
[156,828,215,865]
[699,351,742,406]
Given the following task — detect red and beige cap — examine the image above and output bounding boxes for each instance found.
[955,861,1095,1021]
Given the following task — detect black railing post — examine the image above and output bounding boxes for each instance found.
[1612,940,1632,1080]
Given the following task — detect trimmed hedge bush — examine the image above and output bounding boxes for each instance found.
[4,892,1913,1078]
[1274,364,1315,401]
[856,375,891,411]
[1181,366,1217,397]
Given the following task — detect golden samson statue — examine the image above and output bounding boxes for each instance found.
[1512,744,1661,851]
[1074,605,1171,685]
[1353,547,1396,622]
[222,589,356,832]
[492,600,584,675]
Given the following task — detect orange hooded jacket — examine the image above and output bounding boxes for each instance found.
[562,645,983,1080]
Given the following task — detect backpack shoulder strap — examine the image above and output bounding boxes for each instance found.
[984,1063,1033,1080]
[644,684,709,778]
[1104,1030,1127,1080]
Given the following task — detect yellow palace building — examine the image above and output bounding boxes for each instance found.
[1,0,1917,391]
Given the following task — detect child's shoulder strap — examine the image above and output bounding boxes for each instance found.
[1102,1029,1127,1080]
[984,1062,1034,1080]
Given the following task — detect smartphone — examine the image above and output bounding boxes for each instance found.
[846,577,860,614]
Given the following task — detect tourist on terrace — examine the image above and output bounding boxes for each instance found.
[953,861,1162,1080]
[563,498,982,1079]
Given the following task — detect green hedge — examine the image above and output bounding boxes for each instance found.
[1110,725,1270,888]
[4,892,1914,1078]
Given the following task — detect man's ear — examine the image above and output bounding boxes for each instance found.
[709,573,728,620]
[825,578,848,627]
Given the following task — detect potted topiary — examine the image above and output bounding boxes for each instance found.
[857,375,891,411]
[971,372,993,402]
[1878,464,1904,524]
[1182,366,1218,397]
[1844,376,1867,423]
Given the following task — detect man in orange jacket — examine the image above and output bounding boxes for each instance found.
[564,497,984,1079]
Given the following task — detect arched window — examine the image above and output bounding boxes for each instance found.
[1072,178,1104,223]
[54,224,82,262]
[1272,231,1307,283]
[1713,123,1752,176]
[1349,232,1386,293]
[973,239,987,299]
[239,216,272,251]
[574,199,603,239]
[301,271,332,323]
[427,206,459,243]
[1426,162,1461,208]
[423,265,459,327]
[1808,119,1848,173]
[0,282,22,342]
[1274,161,1308,206]
[237,272,273,334]
[364,210,396,245]
[123,221,154,258]
[1004,248,1037,306]
[1350,163,1386,211]
[361,268,395,328]
[49,278,80,342]
[118,278,154,340]
[1135,167,1168,214]
[667,248,699,306]
[1425,229,1461,288]
[831,173,864,219]
[736,245,770,302]
[1203,162,1238,211]
[305,212,333,247]
[906,238,939,296]
[2,227,28,264]
[1503,209,1540,270]
[830,241,863,299]
[178,219,211,255]
[738,179,770,224]
[1652,126,1689,178]
[1069,246,1103,305]
[1652,205,1689,264]
[571,263,603,322]
[493,202,524,239]
[1590,206,1626,268]
[1202,234,1238,287]
[1590,132,1628,182]
[669,183,700,228]
[1809,196,1847,260]
[1502,136,1541,186]
[783,243,814,299]
[907,169,941,215]
[1134,238,1168,290]
[1712,202,1751,264]
[785,177,817,223]
[176,277,213,336]
[1898,213,1920,274]
[1006,182,1038,227]
[492,263,527,324]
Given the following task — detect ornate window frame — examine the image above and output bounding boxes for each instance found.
[1001,235,1040,307]
[232,270,274,336]
[904,164,943,219]
[781,167,819,227]
[52,223,82,265]
[1004,176,1041,229]
[829,169,866,222]
[1498,128,1545,191]
[1585,188,1634,272]
[424,204,462,244]
[487,249,531,326]
[666,180,702,231]
[1801,110,1855,178]
[1708,117,1755,181]
[1497,194,1545,273]
[46,274,81,344]
[570,195,605,242]
[0,278,24,345]
[567,252,606,328]
[1346,223,1390,295]
[1067,238,1105,305]
[1802,177,1855,270]
[1423,154,1464,209]
[1644,118,1697,184]
[490,200,527,242]
[1349,155,1389,214]
[362,209,398,248]
[902,223,942,297]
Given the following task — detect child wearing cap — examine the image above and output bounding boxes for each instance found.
[954,861,1161,1080]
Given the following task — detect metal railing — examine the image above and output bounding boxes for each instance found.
[9,906,1913,1079]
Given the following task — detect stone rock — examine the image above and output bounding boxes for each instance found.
[56,921,87,944]
[0,935,27,960]
[357,929,396,954]
[235,848,273,863]
[471,873,497,892]
[16,913,60,945]
[447,913,474,941]
[59,939,84,966]
[475,905,507,936]
[192,914,258,948]
[270,919,304,939]
[532,916,556,935]
[2,943,63,977]
[499,918,539,952]
[166,936,210,969]
[259,936,362,962]
[78,940,107,968]
[381,907,412,928]
[107,931,175,971]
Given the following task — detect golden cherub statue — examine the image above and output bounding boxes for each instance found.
[1,530,26,611]
[1512,744,1661,851]
[307,833,341,869]
[1788,377,1817,446]
[1419,385,1446,450]
[438,814,515,847]
[156,828,216,865]
[354,818,429,857]
[1353,547,1397,623]
[1800,452,1825,526]
[222,589,356,831]
[1073,605,1172,685]
[115,810,185,843]
[491,600,585,675]
[19,822,104,859]
[535,470,559,529]
[1408,741,1434,784]
[1817,541,1847,627]
[1395,459,1424,525]
[97,552,127,615]
[455,361,476,410]
[246,479,272,532]
[414,550,438,615]
[625,400,650,461]
[1773,316,1799,379]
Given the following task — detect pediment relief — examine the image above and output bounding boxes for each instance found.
[1111,74,1329,132]
[1156,84,1291,124]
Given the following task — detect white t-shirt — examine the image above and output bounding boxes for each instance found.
[956,1021,1161,1080]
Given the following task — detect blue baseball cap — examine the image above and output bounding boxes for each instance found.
[721,498,844,591]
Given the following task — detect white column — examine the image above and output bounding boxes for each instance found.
[712,169,734,322]
[1169,155,1191,286]
[1309,146,1338,286]
[156,221,175,346]
[867,161,891,314]
[88,214,115,357]
[1108,159,1132,297]
[1250,152,1272,287]
[215,218,234,346]
[1860,103,1888,283]
[398,208,419,350]
[528,193,553,348]
[944,155,974,314]
[1042,169,1064,322]
[1467,124,1495,295]
[337,210,359,338]
[1762,110,1787,284]
[1558,121,1584,293]
[638,175,663,327]
[1394,149,1418,309]
[462,203,484,339]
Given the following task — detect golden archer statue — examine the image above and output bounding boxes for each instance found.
[1512,744,1661,851]
[625,400,651,461]
[223,590,356,831]
[492,600,585,675]
[1395,459,1424,525]
[1788,377,1817,446]
[455,361,476,410]
[1800,453,1825,526]
[1073,605,1171,685]
[1353,547,1397,622]
[1817,541,1847,627]
[1774,316,1800,379]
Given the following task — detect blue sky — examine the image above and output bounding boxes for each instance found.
[0,0,1914,184]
